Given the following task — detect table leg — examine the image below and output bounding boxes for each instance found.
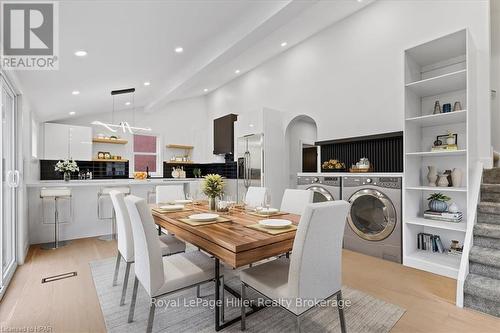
[214,258,265,331]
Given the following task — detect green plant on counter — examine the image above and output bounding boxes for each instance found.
[193,168,202,178]
[202,174,224,198]
[427,193,451,202]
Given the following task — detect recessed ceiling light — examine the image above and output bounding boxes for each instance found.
[203,88,209,92]
[144,81,151,86]
[281,42,287,47]
[357,0,363,2]
[235,69,241,74]
[69,111,76,116]
[72,90,80,95]
[74,50,87,57]
[175,47,184,53]
[249,124,254,128]
[125,102,131,106]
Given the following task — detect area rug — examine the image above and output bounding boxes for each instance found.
[90,257,405,333]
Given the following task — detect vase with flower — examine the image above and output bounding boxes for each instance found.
[54,159,79,182]
[202,174,225,211]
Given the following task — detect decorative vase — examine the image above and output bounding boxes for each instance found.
[208,197,217,211]
[448,202,459,213]
[433,101,441,114]
[453,101,462,111]
[451,168,463,187]
[437,174,449,187]
[427,166,438,187]
[442,103,452,113]
[64,172,71,182]
[429,199,448,212]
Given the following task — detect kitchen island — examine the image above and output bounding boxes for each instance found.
[26,178,204,245]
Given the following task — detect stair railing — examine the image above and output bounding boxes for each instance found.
[456,161,483,307]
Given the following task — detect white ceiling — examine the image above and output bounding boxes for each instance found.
[11,0,372,121]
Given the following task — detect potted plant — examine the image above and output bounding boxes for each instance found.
[55,159,79,182]
[427,192,451,212]
[202,174,225,210]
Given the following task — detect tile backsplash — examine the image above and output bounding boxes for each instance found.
[40,160,129,180]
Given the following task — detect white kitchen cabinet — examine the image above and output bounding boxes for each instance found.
[44,123,92,160]
[234,110,263,138]
[69,125,92,160]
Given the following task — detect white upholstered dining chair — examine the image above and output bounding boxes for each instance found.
[280,189,314,215]
[109,191,186,306]
[239,201,350,333]
[244,186,267,208]
[124,195,223,333]
[155,184,185,203]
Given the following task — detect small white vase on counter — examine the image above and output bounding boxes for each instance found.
[437,174,449,187]
[427,166,438,186]
[451,168,463,187]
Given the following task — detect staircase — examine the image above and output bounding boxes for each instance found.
[464,168,500,317]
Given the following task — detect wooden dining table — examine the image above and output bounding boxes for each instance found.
[151,203,301,331]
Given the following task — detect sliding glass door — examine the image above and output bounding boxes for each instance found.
[0,76,17,295]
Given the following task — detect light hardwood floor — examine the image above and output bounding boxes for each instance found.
[0,238,499,332]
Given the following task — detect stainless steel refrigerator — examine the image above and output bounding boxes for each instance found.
[237,134,264,203]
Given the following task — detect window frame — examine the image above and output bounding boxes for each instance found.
[131,133,162,177]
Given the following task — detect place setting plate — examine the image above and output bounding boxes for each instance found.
[178,213,232,226]
[152,204,192,213]
[246,207,289,218]
[259,219,292,229]
[246,219,297,235]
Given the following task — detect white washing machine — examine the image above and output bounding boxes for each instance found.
[297,175,341,202]
[342,176,402,263]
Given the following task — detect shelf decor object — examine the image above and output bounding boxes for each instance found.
[403,29,476,286]
[92,137,128,144]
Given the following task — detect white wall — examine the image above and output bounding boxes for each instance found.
[492,0,500,155]
[55,97,210,166]
[206,0,491,165]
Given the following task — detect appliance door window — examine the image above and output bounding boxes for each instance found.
[347,189,396,241]
[306,185,334,202]
[1,77,17,293]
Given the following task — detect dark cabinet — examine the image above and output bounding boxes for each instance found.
[213,114,237,156]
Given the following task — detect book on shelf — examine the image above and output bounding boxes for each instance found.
[431,144,458,152]
[423,210,462,222]
[417,233,445,253]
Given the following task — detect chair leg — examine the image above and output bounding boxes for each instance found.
[112,252,121,286]
[337,290,347,333]
[120,262,131,306]
[296,315,302,333]
[196,285,201,298]
[241,283,246,331]
[128,276,139,323]
[146,299,156,333]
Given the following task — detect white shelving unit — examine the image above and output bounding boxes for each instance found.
[403,29,474,279]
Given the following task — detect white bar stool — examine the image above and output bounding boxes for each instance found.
[40,187,72,250]
[98,186,131,241]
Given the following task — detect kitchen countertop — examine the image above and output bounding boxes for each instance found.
[297,172,404,178]
[26,178,202,187]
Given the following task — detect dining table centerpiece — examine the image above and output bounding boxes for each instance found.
[55,158,79,182]
[202,174,225,211]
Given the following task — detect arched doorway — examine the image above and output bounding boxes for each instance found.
[284,115,318,188]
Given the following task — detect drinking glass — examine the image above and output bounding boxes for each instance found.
[186,192,193,209]
[264,191,271,212]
